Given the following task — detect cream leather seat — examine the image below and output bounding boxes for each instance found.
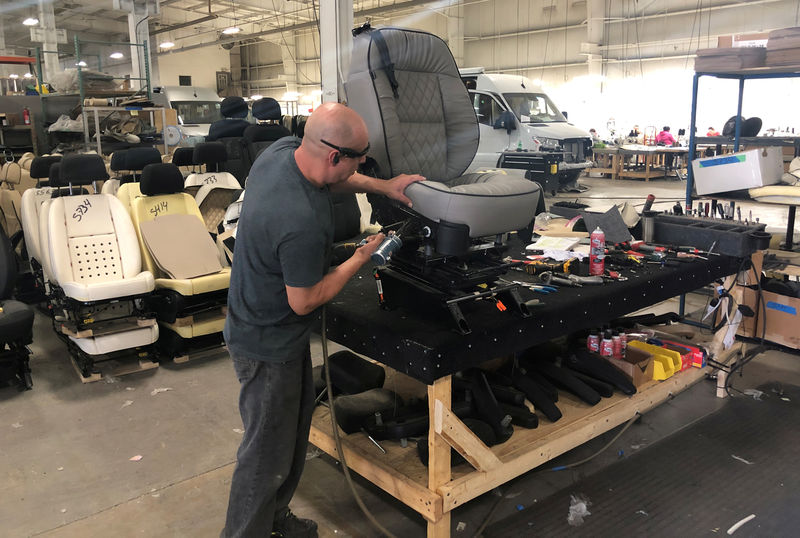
[44,154,158,374]
[20,156,61,266]
[183,142,242,236]
[0,162,24,239]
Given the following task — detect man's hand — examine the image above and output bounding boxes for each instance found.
[354,233,385,264]
[384,173,425,208]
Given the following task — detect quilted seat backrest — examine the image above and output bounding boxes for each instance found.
[345,27,479,182]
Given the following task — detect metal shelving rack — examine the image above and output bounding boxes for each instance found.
[685,67,800,247]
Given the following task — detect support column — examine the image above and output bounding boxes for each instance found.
[583,0,606,90]
[37,0,59,83]
[120,0,158,91]
[281,36,298,97]
[446,4,465,67]
[319,0,353,103]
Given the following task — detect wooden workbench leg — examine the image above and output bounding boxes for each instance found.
[428,376,452,538]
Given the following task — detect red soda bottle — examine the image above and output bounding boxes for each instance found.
[589,226,605,276]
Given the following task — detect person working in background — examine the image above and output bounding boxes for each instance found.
[589,128,600,143]
[222,102,423,538]
[656,126,677,170]
[707,126,720,136]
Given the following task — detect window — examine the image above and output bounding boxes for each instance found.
[171,101,222,125]
[503,93,566,123]
[179,75,192,86]
[472,92,505,127]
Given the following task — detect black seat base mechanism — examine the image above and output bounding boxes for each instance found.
[156,328,225,362]
[0,344,33,390]
[375,264,530,335]
[65,339,158,380]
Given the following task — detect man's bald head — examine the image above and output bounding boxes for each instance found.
[302,102,369,157]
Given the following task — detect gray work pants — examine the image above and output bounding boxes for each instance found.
[222,347,314,538]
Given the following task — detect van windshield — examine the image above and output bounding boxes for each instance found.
[504,93,566,123]
[172,101,222,125]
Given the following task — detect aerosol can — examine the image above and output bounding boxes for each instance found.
[589,226,605,276]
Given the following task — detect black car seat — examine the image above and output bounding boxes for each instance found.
[0,227,35,390]
[243,98,291,164]
[206,96,251,185]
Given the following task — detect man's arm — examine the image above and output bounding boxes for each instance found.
[330,171,424,207]
[285,233,384,316]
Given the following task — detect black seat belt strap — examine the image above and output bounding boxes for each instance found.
[370,30,399,98]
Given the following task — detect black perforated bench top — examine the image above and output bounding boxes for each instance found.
[321,239,742,384]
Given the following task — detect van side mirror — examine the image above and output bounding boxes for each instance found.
[562,111,568,120]
[494,110,517,134]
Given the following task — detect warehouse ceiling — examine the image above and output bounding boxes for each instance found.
[0,0,439,57]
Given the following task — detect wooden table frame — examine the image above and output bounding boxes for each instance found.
[309,362,711,537]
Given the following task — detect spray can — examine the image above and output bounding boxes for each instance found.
[22,107,31,126]
[600,330,614,357]
[618,329,628,358]
[587,330,600,353]
[589,226,606,276]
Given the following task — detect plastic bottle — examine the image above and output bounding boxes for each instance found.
[22,107,31,126]
[587,330,600,353]
[600,330,614,357]
[612,330,621,359]
[516,140,523,152]
[618,329,628,358]
[589,226,606,276]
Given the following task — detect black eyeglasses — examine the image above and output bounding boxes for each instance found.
[320,139,370,159]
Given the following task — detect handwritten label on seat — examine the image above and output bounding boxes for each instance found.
[150,201,168,218]
[72,198,92,222]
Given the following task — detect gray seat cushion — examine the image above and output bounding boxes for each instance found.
[408,172,540,237]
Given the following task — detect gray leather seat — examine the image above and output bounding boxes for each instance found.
[345,26,539,240]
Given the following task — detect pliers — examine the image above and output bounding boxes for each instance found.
[511,280,558,294]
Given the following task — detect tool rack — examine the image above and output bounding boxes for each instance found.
[310,239,742,537]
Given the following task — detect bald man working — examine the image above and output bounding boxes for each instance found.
[222,103,423,538]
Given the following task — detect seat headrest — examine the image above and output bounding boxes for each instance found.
[252,98,281,121]
[172,147,195,167]
[60,154,109,185]
[125,147,162,171]
[193,142,227,165]
[110,150,128,171]
[140,163,184,196]
[48,162,61,186]
[30,155,62,179]
[3,162,21,185]
[221,96,248,119]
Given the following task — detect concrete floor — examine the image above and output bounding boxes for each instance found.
[2,176,799,537]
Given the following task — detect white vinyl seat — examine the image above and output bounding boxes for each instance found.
[184,142,242,234]
[20,156,61,264]
[47,155,155,302]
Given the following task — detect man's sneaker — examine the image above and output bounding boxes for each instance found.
[271,509,318,538]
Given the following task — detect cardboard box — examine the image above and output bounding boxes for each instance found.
[744,287,800,349]
[692,147,783,195]
[604,346,654,388]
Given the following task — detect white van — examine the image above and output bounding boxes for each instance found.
[460,68,593,188]
[151,86,223,138]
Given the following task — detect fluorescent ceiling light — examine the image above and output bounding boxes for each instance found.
[250,94,263,100]
[222,26,241,35]
[159,41,175,49]
[76,61,87,67]
[22,17,39,26]
[109,52,124,59]
[9,74,19,79]
[23,73,33,79]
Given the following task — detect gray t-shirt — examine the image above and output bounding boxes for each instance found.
[224,137,333,361]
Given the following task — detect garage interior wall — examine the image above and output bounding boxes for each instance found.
[217,0,799,136]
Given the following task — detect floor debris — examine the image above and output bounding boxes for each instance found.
[456,521,467,532]
[12,422,22,428]
[742,389,763,400]
[636,510,649,516]
[726,514,755,535]
[129,455,143,462]
[731,455,754,465]
[150,387,173,396]
[121,400,133,409]
[233,428,244,434]
[567,495,591,527]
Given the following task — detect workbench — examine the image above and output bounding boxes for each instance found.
[310,245,741,536]
[617,145,688,181]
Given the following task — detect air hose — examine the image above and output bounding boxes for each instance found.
[321,306,397,538]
